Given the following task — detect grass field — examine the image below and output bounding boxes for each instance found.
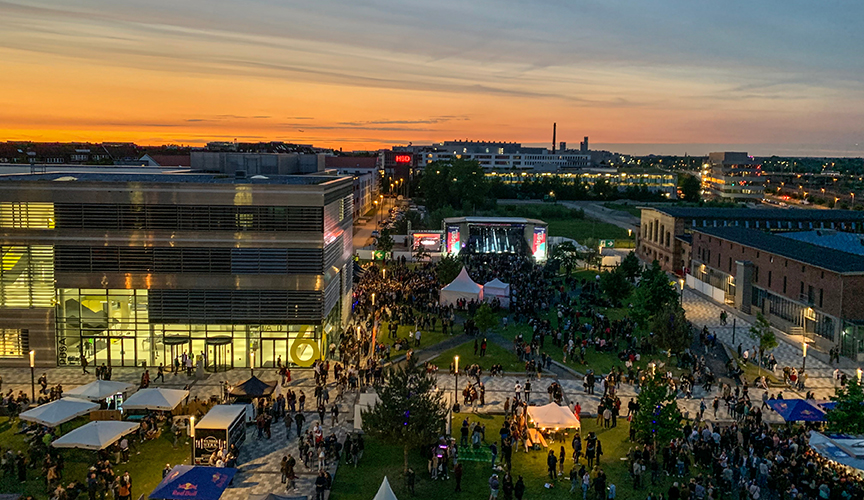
[547,218,632,244]
[0,416,190,499]
[429,339,525,373]
[332,413,690,500]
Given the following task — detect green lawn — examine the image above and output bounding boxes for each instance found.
[333,413,690,500]
[430,339,525,373]
[602,203,642,218]
[547,218,632,245]
[379,319,452,352]
[0,416,190,499]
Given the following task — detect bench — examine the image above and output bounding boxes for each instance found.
[527,428,548,449]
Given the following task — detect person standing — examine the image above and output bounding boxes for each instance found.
[489,474,500,500]
[315,471,327,500]
[454,462,463,492]
[295,412,306,438]
[514,476,525,500]
[547,450,557,481]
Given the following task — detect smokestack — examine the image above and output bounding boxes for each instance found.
[552,123,557,153]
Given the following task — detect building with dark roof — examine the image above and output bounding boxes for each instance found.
[0,171,354,369]
[637,206,864,274]
[689,226,864,359]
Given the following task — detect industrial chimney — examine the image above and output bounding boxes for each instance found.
[552,123,557,153]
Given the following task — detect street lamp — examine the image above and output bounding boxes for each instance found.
[189,416,196,465]
[802,342,808,372]
[857,368,862,384]
[29,350,35,402]
[627,229,632,238]
[679,278,685,304]
[454,356,459,411]
[250,351,255,377]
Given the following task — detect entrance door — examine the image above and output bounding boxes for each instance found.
[113,337,137,367]
[260,339,288,368]
[206,344,231,372]
[91,336,110,367]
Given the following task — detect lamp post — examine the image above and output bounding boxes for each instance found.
[189,416,196,465]
[802,342,808,372]
[29,350,35,402]
[857,368,862,384]
[250,351,255,377]
[679,278,685,305]
[454,356,459,410]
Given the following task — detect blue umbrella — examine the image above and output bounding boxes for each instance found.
[765,399,826,422]
[149,466,236,500]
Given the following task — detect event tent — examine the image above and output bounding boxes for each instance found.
[51,421,139,450]
[64,380,137,402]
[483,278,511,308]
[228,376,277,399]
[19,397,99,427]
[527,403,581,430]
[765,399,826,422]
[122,388,189,411]
[439,268,483,307]
[149,465,236,500]
[372,477,399,500]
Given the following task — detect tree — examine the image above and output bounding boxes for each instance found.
[474,303,498,335]
[417,158,490,212]
[582,238,601,270]
[412,244,430,262]
[631,371,683,448]
[599,268,633,306]
[631,261,680,327]
[649,303,692,354]
[436,254,462,284]
[826,379,864,435]
[375,229,394,258]
[679,174,701,202]
[618,252,642,282]
[550,241,582,276]
[747,313,778,363]
[361,360,448,472]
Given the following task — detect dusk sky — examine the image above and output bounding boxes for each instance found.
[1,0,862,156]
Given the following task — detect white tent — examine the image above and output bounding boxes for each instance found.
[19,398,99,427]
[439,268,483,307]
[51,421,139,450]
[121,388,189,411]
[483,278,511,308]
[64,380,137,402]
[373,477,399,500]
[527,403,581,430]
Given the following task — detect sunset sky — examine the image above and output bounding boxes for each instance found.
[1,0,862,156]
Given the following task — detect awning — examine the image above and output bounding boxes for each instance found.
[163,336,191,346]
[206,336,232,345]
[122,388,189,411]
[149,465,236,500]
[19,397,99,427]
[63,380,137,402]
[51,421,139,450]
[228,376,276,398]
[765,399,826,422]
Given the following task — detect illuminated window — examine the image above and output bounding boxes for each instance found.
[235,213,254,230]
[0,328,27,358]
[0,202,54,229]
[0,246,55,308]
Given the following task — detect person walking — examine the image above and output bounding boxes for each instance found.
[156,364,165,383]
[489,474,500,500]
[81,356,90,375]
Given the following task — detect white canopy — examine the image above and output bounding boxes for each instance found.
[64,380,137,402]
[121,388,189,411]
[19,397,99,427]
[373,477,399,500]
[527,403,581,430]
[439,268,483,307]
[483,278,511,307]
[51,421,139,450]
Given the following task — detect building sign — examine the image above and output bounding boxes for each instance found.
[394,154,412,164]
[446,226,461,255]
[532,227,547,261]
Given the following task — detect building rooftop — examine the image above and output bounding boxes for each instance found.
[779,230,864,256]
[695,226,864,274]
[443,216,547,225]
[647,206,864,222]
[0,172,345,186]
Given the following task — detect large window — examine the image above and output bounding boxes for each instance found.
[0,245,54,307]
[0,202,54,229]
[0,328,27,358]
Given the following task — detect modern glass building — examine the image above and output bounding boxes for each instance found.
[0,172,354,370]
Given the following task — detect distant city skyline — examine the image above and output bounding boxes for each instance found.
[1,1,862,156]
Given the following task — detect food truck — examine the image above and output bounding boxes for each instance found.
[193,405,247,464]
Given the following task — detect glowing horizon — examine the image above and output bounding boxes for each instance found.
[1,1,863,156]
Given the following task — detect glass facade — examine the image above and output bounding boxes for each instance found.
[0,245,55,307]
[56,288,329,370]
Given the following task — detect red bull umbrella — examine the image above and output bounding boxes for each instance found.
[150,465,236,500]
